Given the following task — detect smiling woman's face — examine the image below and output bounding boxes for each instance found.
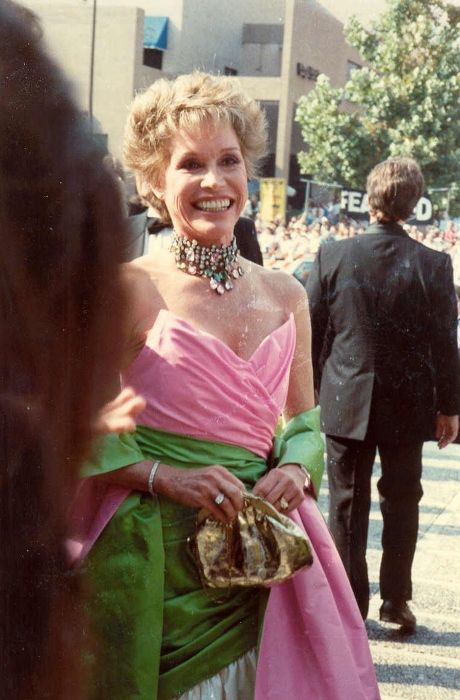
[155,120,248,245]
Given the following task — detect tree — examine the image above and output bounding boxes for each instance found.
[295,0,460,213]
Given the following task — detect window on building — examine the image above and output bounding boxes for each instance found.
[241,23,283,77]
[347,60,361,80]
[242,23,283,44]
[224,66,238,76]
[143,48,163,70]
[143,16,168,69]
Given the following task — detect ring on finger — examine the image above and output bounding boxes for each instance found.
[280,497,289,510]
[214,492,225,506]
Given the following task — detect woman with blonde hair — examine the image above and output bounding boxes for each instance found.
[72,72,379,699]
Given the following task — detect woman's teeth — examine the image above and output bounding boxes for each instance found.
[195,199,231,211]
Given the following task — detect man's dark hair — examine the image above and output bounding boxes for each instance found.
[367,157,425,222]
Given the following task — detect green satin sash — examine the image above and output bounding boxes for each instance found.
[82,427,268,700]
[82,410,324,699]
[273,406,324,497]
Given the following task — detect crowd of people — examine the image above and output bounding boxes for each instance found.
[251,209,459,273]
[255,216,363,267]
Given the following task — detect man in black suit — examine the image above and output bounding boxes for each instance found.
[234,216,263,265]
[306,158,459,630]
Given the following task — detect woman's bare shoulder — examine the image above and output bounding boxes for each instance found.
[249,263,307,314]
[121,258,161,332]
[125,251,160,278]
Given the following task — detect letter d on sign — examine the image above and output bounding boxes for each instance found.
[414,197,432,222]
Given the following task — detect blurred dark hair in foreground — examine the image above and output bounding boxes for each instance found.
[0,3,127,697]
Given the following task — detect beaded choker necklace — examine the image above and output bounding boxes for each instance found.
[170,232,244,295]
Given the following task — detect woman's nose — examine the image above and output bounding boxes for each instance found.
[201,167,222,189]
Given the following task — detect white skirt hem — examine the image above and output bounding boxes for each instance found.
[174,648,257,700]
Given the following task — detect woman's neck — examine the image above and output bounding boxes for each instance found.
[175,232,234,247]
[170,231,242,295]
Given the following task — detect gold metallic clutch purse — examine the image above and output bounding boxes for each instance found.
[191,493,313,589]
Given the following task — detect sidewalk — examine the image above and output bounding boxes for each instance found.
[319,441,460,699]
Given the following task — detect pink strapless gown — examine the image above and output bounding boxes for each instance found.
[71,309,380,700]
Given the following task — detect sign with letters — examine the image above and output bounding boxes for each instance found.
[296,63,320,81]
[259,178,287,222]
[340,189,433,225]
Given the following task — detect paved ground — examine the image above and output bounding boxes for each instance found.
[318,441,460,700]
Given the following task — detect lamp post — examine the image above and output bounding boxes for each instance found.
[300,178,311,219]
[84,0,97,129]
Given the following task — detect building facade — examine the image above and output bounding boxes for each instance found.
[24,0,362,192]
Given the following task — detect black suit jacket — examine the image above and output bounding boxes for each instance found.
[234,217,263,265]
[306,222,459,442]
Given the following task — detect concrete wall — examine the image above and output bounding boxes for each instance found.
[275,0,363,177]
[290,0,363,96]
[135,65,166,92]
[24,1,144,158]
[166,0,285,75]
[238,76,282,101]
[177,0,239,74]
[241,42,283,77]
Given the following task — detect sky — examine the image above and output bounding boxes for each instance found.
[319,0,460,27]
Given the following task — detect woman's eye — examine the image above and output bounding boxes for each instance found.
[221,156,240,166]
[181,159,201,170]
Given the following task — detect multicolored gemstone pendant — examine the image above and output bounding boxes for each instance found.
[170,232,244,294]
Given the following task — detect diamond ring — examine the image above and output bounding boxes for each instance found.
[214,492,225,506]
[280,497,289,510]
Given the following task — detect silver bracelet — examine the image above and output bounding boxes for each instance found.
[278,462,312,494]
[147,460,161,495]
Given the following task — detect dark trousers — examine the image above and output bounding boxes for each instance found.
[326,435,424,619]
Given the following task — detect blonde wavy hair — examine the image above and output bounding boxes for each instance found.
[124,72,268,221]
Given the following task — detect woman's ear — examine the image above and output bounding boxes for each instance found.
[149,173,165,201]
[152,184,165,201]
[135,174,150,199]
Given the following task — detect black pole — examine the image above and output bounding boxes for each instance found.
[88,0,97,128]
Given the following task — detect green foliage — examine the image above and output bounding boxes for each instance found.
[295,0,460,210]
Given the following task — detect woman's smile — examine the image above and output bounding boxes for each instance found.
[193,197,233,212]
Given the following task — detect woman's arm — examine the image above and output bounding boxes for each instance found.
[121,262,159,367]
[95,458,245,524]
[253,278,316,511]
[283,280,316,420]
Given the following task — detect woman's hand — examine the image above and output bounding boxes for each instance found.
[93,387,146,434]
[155,464,246,523]
[253,463,306,513]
